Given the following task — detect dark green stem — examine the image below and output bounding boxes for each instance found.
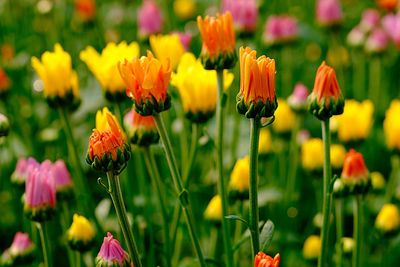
[153,113,207,267]
[249,118,261,257]
[335,199,343,267]
[37,222,52,267]
[183,123,199,187]
[142,147,171,267]
[106,172,142,267]
[385,155,400,202]
[216,69,234,267]
[353,195,362,267]
[318,119,333,267]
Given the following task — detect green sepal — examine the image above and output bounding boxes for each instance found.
[24,205,56,222]
[236,94,278,119]
[132,94,171,116]
[68,238,95,252]
[200,51,237,70]
[308,94,345,121]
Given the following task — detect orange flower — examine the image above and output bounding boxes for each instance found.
[341,149,369,182]
[308,61,344,120]
[377,0,398,11]
[87,109,130,173]
[254,252,280,267]
[237,47,277,119]
[118,51,171,116]
[197,12,236,70]
[75,0,96,22]
[124,109,159,146]
[0,67,10,93]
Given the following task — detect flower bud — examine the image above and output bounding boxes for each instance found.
[74,0,96,22]
[1,232,35,266]
[229,156,249,200]
[340,149,370,195]
[360,9,380,32]
[382,13,400,49]
[138,0,163,38]
[263,15,299,46]
[51,160,74,199]
[254,252,280,267]
[124,109,159,147]
[365,28,389,54]
[383,100,400,153]
[0,113,10,137]
[288,83,309,112]
[96,232,132,267]
[11,157,40,186]
[68,214,96,252]
[316,0,343,27]
[303,235,321,260]
[222,0,258,33]
[204,195,222,223]
[375,203,400,235]
[371,171,386,191]
[347,26,366,48]
[377,0,398,11]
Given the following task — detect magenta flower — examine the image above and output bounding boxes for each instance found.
[222,0,258,32]
[347,26,366,47]
[96,232,131,267]
[365,28,389,53]
[263,15,299,45]
[360,9,380,32]
[11,157,39,186]
[51,160,74,194]
[382,13,400,48]
[316,0,343,26]
[9,232,35,258]
[24,161,56,222]
[288,83,309,111]
[138,0,163,38]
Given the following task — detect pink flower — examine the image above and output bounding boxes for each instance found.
[174,32,192,50]
[222,0,258,32]
[24,161,56,221]
[365,28,389,53]
[263,15,299,45]
[96,232,131,267]
[51,160,73,192]
[138,0,163,38]
[9,232,35,257]
[347,26,366,47]
[288,83,309,111]
[360,9,380,32]
[316,0,343,26]
[382,13,400,48]
[11,157,39,185]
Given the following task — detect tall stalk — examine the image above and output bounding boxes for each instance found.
[318,119,333,267]
[216,69,234,267]
[37,222,52,267]
[353,195,362,267]
[153,113,207,267]
[335,199,343,267]
[249,118,261,257]
[106,172,142,267]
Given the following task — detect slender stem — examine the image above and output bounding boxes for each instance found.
[230,113,241,166]
[353,195,362,267]
[249,118,261,257]
[234,201,244,267]
[286,115,302,202]
[106,172,143,267]
[335,199,343,267]
[216,69,234,267]
[183,123,199,186]
[318,119,333,267]
[153,113,207,267]
[60,202,75,266]
[143,147,171,267]
[37,222,52,267]
[75,252,81,267]
[385,155,400,202]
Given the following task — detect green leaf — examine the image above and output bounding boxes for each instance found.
[260,220,275,252]
[225,215,249,228]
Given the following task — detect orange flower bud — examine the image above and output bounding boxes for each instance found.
[197,12,237,70]
[254,252,280,267]
[118,51,171,116]
[339,149,370,195]
[308,61,344,120]
[237,47,277,119]
[124,109,159,146]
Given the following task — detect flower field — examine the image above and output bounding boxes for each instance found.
[1,0,400,266]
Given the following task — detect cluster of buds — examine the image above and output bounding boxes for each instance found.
[67,214,96,252]
[124,109,159,147]
[87,108,131,173]
[0,233,35,266]
[95,232,132,267]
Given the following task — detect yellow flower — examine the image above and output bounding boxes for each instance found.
[273,98,296,133]
[31,44,79,105]
[375,203,400,233]
[80,42,140,96]
[67,214,95,251]
[204,195,222,221]
[333,99,374,142]
[171,53,233,123]
[95,107,120,132]
[173,0,195,20]
[229,156,250,193]
[330,144,346,169]
[383,100,400,151]
[150,34,186,70]
[259,128,272,154]
[303,235,321,260]
[371,172,386,190]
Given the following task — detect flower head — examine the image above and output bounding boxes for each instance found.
[171,53,233,123]
[118,51,171,116]
[68,214,96,252]
[150,34,186,70]
[24,161,56,222]
[0,67,10,95]
[96,232,131,267]
[0,112,10,137]
[197,12,236,70]
[377,0,398,11]
[365,28,389,54]
[80,42,140,101]
[254,252,280,267]
[301,138,344,172]
[138,0,163,38]
[263,15,299,46]
[1,232,35,265]
[124,109,159,146]
[74,0,96,22]
[273,99,296,134]
[222,0,258,32]
[316,0,343,27]
[87,107,130,173]
[31,44,80,109]
[360,9,380,32]
[229,156,250,199]
[308,61,344,120]
[237,47,277,119]
[347,26,366,47]
[204,195,222,222]
[330,144,346,170]
[303,235,321,260]
[288,83,309,112]
[11,157,40,186]
[375,203,400,234]
[383,99,400,152]
[382,13,400,49]
[51,160,74,198]
[338,149,370,195]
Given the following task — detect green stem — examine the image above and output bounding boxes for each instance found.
[249,118,261,257]
[183,123,199,187]
[286,115,302,202]
[216,69,234,267]
[60,202,74,266]
[142,147,171,267]
[37,222,52,267]
[75,252,81,267]
[385,155,400,202]
[153,113,207,267]
[318,119,333,267]
[353,196,362,267]
[106,172,143,267]
[335,199,343,267]
[234,201,244,267]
